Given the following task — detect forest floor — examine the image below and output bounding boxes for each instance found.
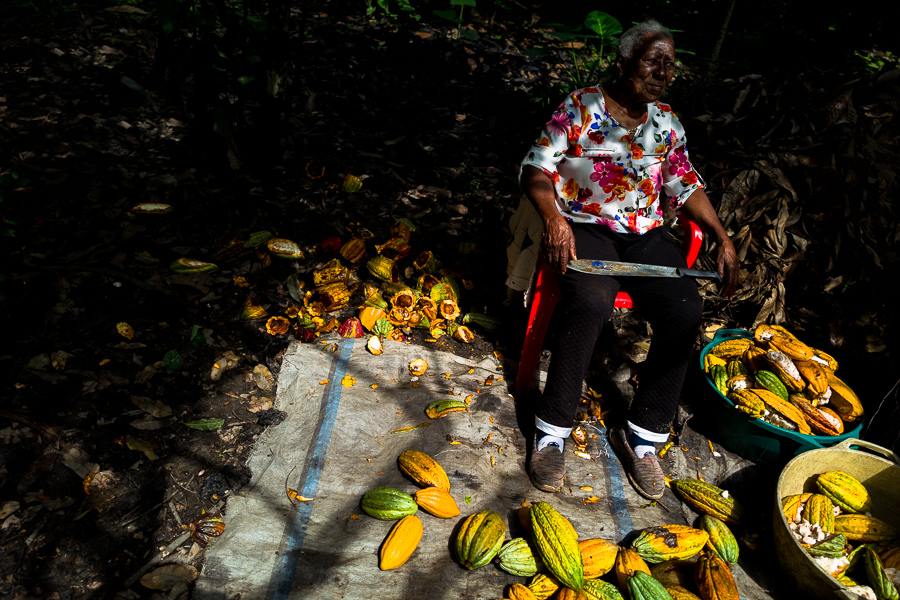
[1,2,898,599]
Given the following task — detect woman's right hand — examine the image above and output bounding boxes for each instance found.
[543,214,577,274]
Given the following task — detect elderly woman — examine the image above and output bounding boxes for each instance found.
[519,20,738,500]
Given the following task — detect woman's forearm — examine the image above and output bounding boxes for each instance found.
[521,165,576,272]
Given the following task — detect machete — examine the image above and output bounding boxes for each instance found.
[567,259,722,282]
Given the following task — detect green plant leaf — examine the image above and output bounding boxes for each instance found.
[433,9,460,22]
[459,29,478,40]
[183,418,225,431]
[244,230,273,248]
[451,0,477,6]
[162,350,184,373]
[584,11,622,40]
[189,325,205,349]
[465,495,472,504]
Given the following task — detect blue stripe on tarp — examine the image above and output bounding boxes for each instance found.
[272,339,354,600]
[597,425,634,538]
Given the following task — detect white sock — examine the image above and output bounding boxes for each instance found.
[633,444,656,459]
[536,431,564,453]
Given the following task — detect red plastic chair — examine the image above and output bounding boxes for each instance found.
[514,214,705,396]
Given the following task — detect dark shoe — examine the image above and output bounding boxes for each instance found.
[608,426,665,500]
[527,432,566,493]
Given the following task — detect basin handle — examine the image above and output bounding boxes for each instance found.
[833,437,900,466]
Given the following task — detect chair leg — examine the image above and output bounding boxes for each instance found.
[515,268,560,397]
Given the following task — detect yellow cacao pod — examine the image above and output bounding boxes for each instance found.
[528,573,561,600]
[398,450,450,491]
[826,372,864,421]
[631,525,709,564]
[379,515,423,570]
[709,338,752,359]
[578,538,618,579]
[508,583,539,600]
[781,492,813,522]
[614,547,650,591]
[802,494,836,533]
[694,551,739,600]
[817,471,871,513]
[414,487,460,518]
[834,514,897,543]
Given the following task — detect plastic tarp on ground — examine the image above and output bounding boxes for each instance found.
[195,337,787,600]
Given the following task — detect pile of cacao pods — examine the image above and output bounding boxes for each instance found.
[780,470,899,599]
[705,324,863,436]
[364,446,753,600]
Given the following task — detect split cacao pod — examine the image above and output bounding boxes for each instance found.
[579,538,618,579]
[361,487,417,520]
[763,350,806,393]
[781,492,812,523]
[531,501,585,591]
[413,488,459,518]
[694,551,739,600]
[826,372,864,421]
[810,348,839,371]
[496,538,542,577]
[615,547,650,591]
[424,399,468,419]
[671,479,744,526]
[802,493,835,533]
[834,514,897,543]
[805,533,848,558]
[582,579,624,600]
[631,525,708,564]
[366,255,400,283]
[697,515,739,565]
[789,395,844,436]
[865,546,900,600]
[379,514,422,570]
[795,359,830,399]
[627,570,676,600]
[398,450,450,491]
[816,471,871,513]
[455,510,505,570]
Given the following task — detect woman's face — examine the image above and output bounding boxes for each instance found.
[618,36,676,104]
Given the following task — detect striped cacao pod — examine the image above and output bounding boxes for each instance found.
[710,364,728,396]
[834,514,897,543]
[579,538,618,579]
[882,547,900,570]
[671,479,744,526]
[361,487,418,520]
[496,538,542,577]
[754,369,789,401]
[802,494,836,533]
[615,547,650,591]
[751,388,812,434]
[725,360,748,379]
[339,238,366,263]
[709,338,752,359]
[741,345,768,373]
[527,573,561,600]
[694,551,739,600]
[379,514,422,570]
[531,502,585,591]
[398,450,450,491]
[582,579,624,600]
[508,583,539,600]
[865,546,900,600]
[816,471,871,513]
[781,492,812,523]
[413,488,459,518]
[789,395,844,436]
[627,570,676,600]
[455,510,505,570]
[631,525,708,564]
[805,533,848,558]
[698,515,739,565]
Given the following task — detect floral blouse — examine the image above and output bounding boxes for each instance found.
[520,87,704,235]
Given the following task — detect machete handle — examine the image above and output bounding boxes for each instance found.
[678,268,723,282]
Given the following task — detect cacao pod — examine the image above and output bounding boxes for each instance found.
[398,449,450,491]
[709,338,752,359]
[671,479,744,526]
[710,364,728,396]
[582,579,624,600]
[379,514,422,570]
[496,538,542,577]
[627,570,676,600]
[802,494,836,533]
[763,350,806,393]
[527,573,561,600]
[781,492,812,523]
[826,372,864,421]
[805,533,848,558]
[694,551,739,600]
[531,501,585,591]
[631,525,708,564]
[810,348,839,371]
[725,360,748,379]
[455,510,506,570]
[865,546,900,600]
[834,514,897,543]
[361,487,418,520]
[697,515,739,565]
[882,547,900,570]
[413,487,459,518]
[816,471,871,514]
[754,370,789,402]
[556,589,590,600]
[615,547,651,590]
[649,558,698,589]
[579,538,618,579]
[663,585,702,600]
[789,395,844,436]
[768,335,814,361]
[741,345,768,373]
[795,359,830,399]
[339,238,366,263]
[508,583,539,600]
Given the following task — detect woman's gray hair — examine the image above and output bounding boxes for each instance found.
[616,20,674,61]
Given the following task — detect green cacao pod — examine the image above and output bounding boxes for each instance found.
[455,510,505,570]
[627,570,675,600]
[671,479,744,526]
[360,487,418,520]
[805,533,848,558]
[710,364,728,396]
[865,546,900,600]
[802,494,835,533]
[496,537,542,577]
[754,369,789,401]
[725,360,748,379]
[582,579,624,600]
[531,501,585,591]
[816,471,871,514]
[631,525,708,564]
[697,515,739,566]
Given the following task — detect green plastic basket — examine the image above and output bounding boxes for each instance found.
[699,328,864,463]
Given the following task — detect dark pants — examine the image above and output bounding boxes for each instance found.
[536,223,703,435]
